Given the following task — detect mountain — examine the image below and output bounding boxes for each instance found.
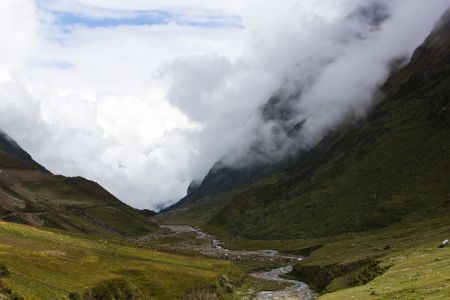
[159,10,450,240]
[0,132,157,237]
[0,131,49,173]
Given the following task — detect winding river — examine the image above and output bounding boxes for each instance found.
[251,266,316,300]
[159,225,316,300]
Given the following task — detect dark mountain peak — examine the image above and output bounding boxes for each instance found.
[187,179,202,195]
[383,9,450,98]
[160,9,450,239]
[0,132,157,236]
[0,130,50,173]
[434,7,450,31]
[349,1,390,28]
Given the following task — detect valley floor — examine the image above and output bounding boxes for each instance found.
[146,224,316,300]
[153,215,450,300]
[0,216,449,299]
[0,221,241,299]
[219,216,450,299]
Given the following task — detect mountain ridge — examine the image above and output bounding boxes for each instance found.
[158,11,450,240]
[0,131,50,173]
[0,130,157,237]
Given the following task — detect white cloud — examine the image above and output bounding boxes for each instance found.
[0,0,39,77]
[0,0,448,209]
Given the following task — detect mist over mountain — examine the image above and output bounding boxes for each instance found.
[160,8,450,239]
[0,2,449,299]
[0,0,448,211]
[0,130,49,173]
[0,130,157,236]
[209,0,445,168]
[165,1,450,210]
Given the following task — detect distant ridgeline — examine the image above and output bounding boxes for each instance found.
[0,131,157,237]
[159,10,450,239]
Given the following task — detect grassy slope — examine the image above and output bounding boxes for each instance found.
[157,74,450,298]
[159,16,450,240]
[0,131,242,300]
[321,247,450,300]
[312,217,450,299]
[23,176,157,236]
[157,14,450,299]
[220,215,450,299]
[0,221,241,299]
[0,152,157,237]
[0,152,39,171]
[0,134,49,173]
[207,74,449,239]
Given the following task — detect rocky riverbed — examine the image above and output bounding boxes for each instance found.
[159,225,316,300]
[251,266,317,300]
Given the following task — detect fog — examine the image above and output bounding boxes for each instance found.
[0,0,448,209]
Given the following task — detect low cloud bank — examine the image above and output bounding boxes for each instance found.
[0,0,448,209]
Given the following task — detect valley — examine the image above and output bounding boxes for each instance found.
[147,224,316,299]
[152,10,450,298]
[149,216,450,299]
[0,3,448,300]
[0,221,241,299]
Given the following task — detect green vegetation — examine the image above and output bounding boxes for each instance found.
[291,259,388,292]
[215,216,450,299]
[23,176,157,236]
[0,131,158,237]
[155,19,450,299]
[165,71,450,239]
[319,245,450,299]
[0,221,241,299]
[159,17,450,240]
[0,132,48,172]
[0,167,157,237]
[0,152,37,171]
[0,8,448,300]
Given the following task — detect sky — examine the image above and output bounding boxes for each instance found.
[0,0,448,209]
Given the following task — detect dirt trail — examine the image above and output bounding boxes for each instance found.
[160,225,316,300]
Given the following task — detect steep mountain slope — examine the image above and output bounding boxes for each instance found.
[160,11,450,239]
[0,133,156,237]
[0,132,49,173]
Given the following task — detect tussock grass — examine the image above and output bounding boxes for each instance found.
[0,221,241,299]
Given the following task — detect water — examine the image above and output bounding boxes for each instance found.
[160,225,316,300]
[251,266,316,300]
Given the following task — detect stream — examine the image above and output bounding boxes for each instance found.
[250,266,316,300]
[159,225,316,300]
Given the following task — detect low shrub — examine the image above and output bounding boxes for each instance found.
[81,279,138,300]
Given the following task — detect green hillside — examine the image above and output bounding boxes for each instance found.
[0,221,241,299]
[155,13,450,298]
[0,132,49,173]
[0,133,242,300]
[0,146,156,237]
[0,7,448,300]
[159,11,450,240]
